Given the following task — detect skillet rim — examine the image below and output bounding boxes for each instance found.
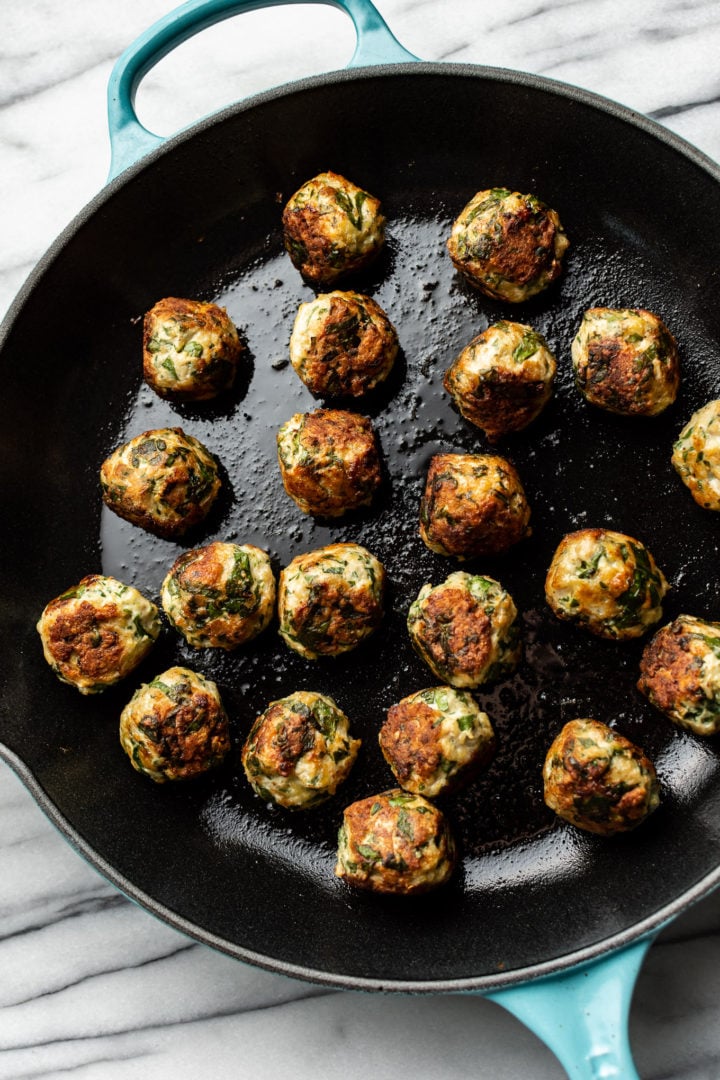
[2,60,720,992]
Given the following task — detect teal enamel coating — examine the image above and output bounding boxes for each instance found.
[106,0,418,179]
[487,935,657,1078]
[104,4,670,1076]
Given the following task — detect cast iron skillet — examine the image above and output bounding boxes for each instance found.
[2,0,720,1074]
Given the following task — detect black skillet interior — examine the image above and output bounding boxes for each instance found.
[3,65,720,990]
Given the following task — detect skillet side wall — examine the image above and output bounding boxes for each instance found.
[3,68,720,988]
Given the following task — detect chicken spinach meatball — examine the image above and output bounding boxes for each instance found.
[447,187,569,302]
[241,691,360,809]
[119,666,230,783]
[282,171,385,285]
[100,428,221,539]
[336,789,456,895]
[419,453,531,559]
[672,399,720,511]
[638,614,720,735]
[37,574,161,694]
[278,543,384,659]
[379,686,496,797]
[444,321,556,441]
[143,296,242,401]
[545,528,667,640]
[543,718,660,835]
[289,291,398,398]
[408,573,520,688]
[572,308,679,416]
[277,409,382,517]
[161,542,275,649]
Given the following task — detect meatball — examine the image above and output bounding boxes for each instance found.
[379,686,496,797]
[335,789,456,895]
[638,614,720,735]
[447,187,569,302]
[119,666,230,783]
[419,453,531,559]
[543,718,660,835]
[277,409,382,517]
[672,399,720,511]
[288,291,398,398]
[545,528,667,641]
[571,307,679,416]
[143,296,242,401]
[161,542,275,649]
[282,171,385,285]
[100,428,221,539]
[241,691,360,809]
[407,572,520,688]
[444,320,556,441]
[278,543,385,660]
[36,574,161,695]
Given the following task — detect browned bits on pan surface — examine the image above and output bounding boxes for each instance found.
[419,453,531,558]
[277,408,382,517]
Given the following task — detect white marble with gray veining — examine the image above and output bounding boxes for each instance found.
[3,1,720,1076]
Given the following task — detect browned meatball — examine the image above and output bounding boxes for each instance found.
[443,321,557,441]
[335,789,457,895]
[241,691,360,809]
[571,308,679,416]
[379,686,495,797]
[419,453,531,558]
[543,718,660,835]
[277,409,382,517]
[100,428,221,539]
[638,614,720,735]
[282,171,385,286]
[143,296,242,401]
[36,574,161,694]
[289,291,398,398]
[278,543,385,659]
[447,188,569,302]
[119,666,231,783]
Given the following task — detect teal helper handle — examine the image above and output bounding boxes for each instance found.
[106,0,419,179]
[487,934,657,1078]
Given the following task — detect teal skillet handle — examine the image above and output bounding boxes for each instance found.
[486,934,657,1079]
[107,0,419,179]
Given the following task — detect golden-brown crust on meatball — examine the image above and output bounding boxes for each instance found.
[100,428,221,539]
[120,667,230,783]
[418,588,492,673]
[37,574,161,694]
[335,789,456,895]
[637,614,720,733]
[543,718,660,835]
[289,291,398,398]
[419,453,531,558]
[277,409,382,517]
[241,691,360,808]
[381,700,445,786]
[142,296,242,401]
[572,308,679,416]
[282,172,385,286]
[443,322,556,441]
[447,188,568,302]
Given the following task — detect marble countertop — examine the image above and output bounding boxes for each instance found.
[3,1,720,1077]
